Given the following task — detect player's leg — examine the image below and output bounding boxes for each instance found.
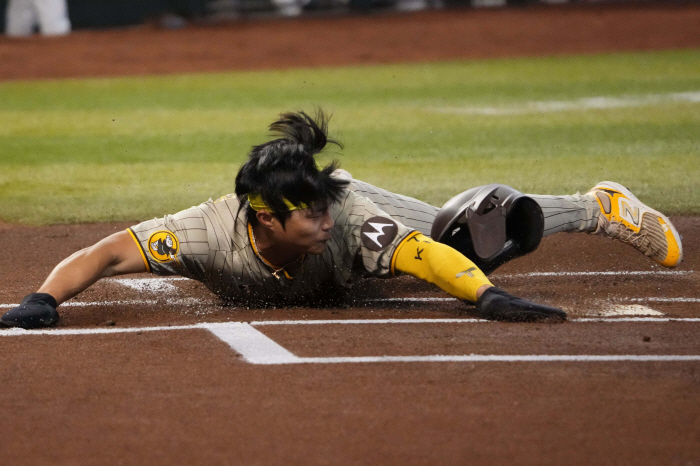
[526,193,600,237]
[272,0,303,16]
[34,0,70,36]
[345,171,569,320]
[5,0,38,37]
[341,171,682,268]
[337,169,597,239]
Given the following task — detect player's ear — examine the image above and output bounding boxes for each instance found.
[256,210,276,229]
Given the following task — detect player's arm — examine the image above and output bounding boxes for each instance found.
[37,230,147,305]
[1,230,147,329]
[392,232,566,322]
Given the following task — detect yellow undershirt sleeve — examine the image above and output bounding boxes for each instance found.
[392,232,492,303]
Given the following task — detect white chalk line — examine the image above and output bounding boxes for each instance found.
[366,297,700,304]
[111,270,690,283]
[5,320,700,365]
[1,297,697,309]
[627,297,700,303]
[209,323,297,365]
[173,322,700,365]
[369,297,456,302]
[99,269,693,292]
[285,355,700,364]
[0,323,208,336]
[433,91,700,116]
[3,317,700,337]
[112,277,188,293]
[0,298,217,309]
[493,270,693,278]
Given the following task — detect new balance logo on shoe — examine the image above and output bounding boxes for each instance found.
[619,199,640,226]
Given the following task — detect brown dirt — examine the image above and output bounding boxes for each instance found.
[1,3,700,81]
[2,4,700,465]
[1,217,697,325]
[1,218,699,465]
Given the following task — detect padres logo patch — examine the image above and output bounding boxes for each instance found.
[361,217,398,251]
[148,230,179,263]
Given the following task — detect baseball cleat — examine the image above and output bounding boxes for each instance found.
[587,181,683,267]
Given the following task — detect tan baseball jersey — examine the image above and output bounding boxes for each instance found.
[128,171,439,302]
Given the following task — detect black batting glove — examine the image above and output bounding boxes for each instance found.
[476,287,566,322]
[0,293,60,329]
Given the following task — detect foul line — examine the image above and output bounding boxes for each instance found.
[3,317,700,337]
[196,323,700,365]
[493,270,693,278]
[4,320,700,365]
[0,298,217,309]
[365,297,700,304]
[3,295,696,309]
[286,355,700,364]
[433,91,700,116]
[626,297,700,303]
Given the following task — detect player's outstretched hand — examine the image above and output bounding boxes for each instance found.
[476,287,566,322]
[0,293,59,329]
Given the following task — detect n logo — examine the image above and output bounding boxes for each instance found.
[619,199,640,226]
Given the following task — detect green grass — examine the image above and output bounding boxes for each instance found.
[1,49,699,224]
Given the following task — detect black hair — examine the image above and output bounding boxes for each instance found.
[235,109,349,227]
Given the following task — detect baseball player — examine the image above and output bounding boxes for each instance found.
[1,110,683,329]
[5,0,71,37]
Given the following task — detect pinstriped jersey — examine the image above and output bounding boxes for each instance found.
[128,184,423,302]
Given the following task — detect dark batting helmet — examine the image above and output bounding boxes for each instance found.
[430,184,544,275]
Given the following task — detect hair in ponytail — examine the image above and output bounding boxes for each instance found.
[235,109,349,226]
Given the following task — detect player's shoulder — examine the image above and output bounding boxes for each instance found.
[203,193,249,243]
[331,188,362,224]
[331,188,399,228]
[201,192,245,218]
[210,193,241,207]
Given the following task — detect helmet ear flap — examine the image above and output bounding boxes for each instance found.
[431,184,544,275]
[506,196,545,254]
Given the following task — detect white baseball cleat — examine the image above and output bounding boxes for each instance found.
[587,181,683,267]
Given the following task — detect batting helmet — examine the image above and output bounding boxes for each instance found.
[430,184,544,275]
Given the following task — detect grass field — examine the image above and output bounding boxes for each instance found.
[1,49,699,225]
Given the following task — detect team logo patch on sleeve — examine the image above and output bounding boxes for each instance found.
[148,230,180,263]
[361,217,398,251]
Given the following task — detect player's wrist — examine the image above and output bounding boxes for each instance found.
[23,292,59,309]
[475,284,492,300]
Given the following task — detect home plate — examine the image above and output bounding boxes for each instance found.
[600,304,664,317]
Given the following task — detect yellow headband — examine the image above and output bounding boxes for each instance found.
[248,193,308,213]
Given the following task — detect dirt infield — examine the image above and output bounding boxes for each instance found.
[1,217,698,325]
[1,218,699,465]
[1,2,700,81]
[2,3,700,465]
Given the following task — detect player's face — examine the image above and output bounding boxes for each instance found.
[279,205,334,255]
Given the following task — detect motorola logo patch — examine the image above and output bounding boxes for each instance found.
[361,217,398,251]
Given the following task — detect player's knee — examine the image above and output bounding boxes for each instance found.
[431,184,544,275]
